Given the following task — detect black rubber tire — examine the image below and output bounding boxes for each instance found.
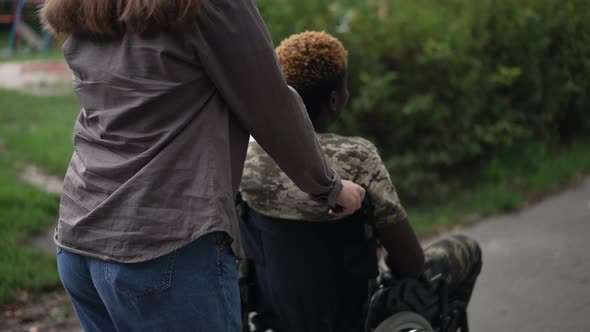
[373,311,434,332]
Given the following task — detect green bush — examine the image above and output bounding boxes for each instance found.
[259,0,590,202]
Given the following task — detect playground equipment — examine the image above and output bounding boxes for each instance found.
[1,0,51,56]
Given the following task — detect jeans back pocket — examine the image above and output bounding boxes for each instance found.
[105,251,178,301]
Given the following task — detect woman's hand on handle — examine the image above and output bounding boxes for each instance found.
[329,180,366,217]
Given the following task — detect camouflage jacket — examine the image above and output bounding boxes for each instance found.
[240,133,407,227]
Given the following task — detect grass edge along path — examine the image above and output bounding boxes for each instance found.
[0,155,61,306]
[408,141,590,236]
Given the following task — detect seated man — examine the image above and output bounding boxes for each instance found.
[239,31,482,332]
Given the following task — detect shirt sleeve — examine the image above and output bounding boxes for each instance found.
[191,0,342,206]
[355,142,408,227]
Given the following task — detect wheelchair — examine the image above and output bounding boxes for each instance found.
[364,270,469,332]
[236,197,469,332]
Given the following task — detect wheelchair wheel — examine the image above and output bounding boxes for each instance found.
[373,311,434,332]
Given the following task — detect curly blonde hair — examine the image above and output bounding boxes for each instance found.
[276,31,348,121]
[276,31,348,92]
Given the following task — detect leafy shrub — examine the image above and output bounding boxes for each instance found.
[258,0,590,202]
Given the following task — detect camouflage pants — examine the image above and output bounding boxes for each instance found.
[422,235,483,304]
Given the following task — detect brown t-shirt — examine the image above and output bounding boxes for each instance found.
[55,0,342,263]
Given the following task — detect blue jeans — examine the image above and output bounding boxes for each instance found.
[57,232,241,332]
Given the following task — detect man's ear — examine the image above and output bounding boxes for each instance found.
[329,90,339,114]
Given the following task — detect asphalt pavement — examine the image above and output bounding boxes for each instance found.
[448,177,590,331]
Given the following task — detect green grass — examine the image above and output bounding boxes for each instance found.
[0,89,79,305]
[408,141,590,236]
[0,90,79,176]
[0,155,62,305]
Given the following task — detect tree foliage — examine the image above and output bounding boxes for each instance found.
[258,0,590,202]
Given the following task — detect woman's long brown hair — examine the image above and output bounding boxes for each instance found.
[40,0,205,36]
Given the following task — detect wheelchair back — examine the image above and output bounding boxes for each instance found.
[237,198,468,332]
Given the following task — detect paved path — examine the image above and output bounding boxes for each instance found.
[0,61,71,94]
[452,177,590,331]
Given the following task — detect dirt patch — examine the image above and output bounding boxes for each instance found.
[29,227,57,255]
[19,165,62,255]
[0,290,80,332]
[20,165,62,196]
